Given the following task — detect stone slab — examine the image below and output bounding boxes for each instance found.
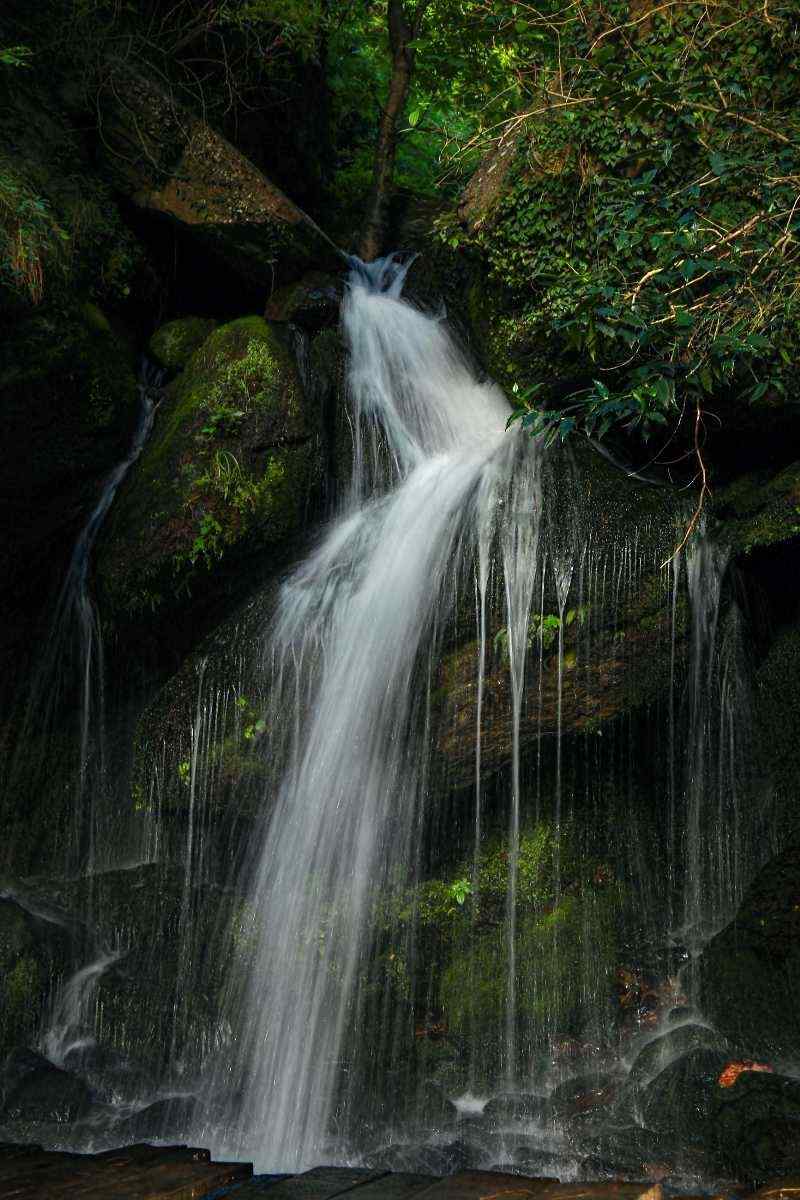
[232,1167,389,1200]
[0,1141,252,1199]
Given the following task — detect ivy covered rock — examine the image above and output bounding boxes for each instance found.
[96,315,324,648]
[697,846,800,1058]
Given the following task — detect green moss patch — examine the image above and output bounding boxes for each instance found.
[96,314,322,622]
[148,316,218,372]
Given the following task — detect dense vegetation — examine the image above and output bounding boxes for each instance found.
[3,3,798,462]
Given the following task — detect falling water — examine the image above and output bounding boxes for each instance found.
[9,361,161,877]
[218,257,544,1170]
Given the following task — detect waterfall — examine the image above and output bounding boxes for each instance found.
[7,361,161,878]
[218,257,544,1170]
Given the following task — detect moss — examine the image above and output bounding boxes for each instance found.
[714,463,800,555]
[96,313,322,625]
[440,887,620,1047]
[5,955,40,1014]
[148,316,218,372]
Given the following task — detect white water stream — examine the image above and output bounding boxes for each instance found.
[218,257,544,1169]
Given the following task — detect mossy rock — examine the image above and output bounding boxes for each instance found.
[0,897,71,1059]
[148,317,218,372]
[96,314,323,636]
[714,462,800,555]
[439,887,621,1075]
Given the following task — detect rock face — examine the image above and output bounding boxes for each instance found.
[0,897,71,1059]
[0,1051,90,1124]
[96,315,324,655]
[697,846,800,1058]
[98,64,340,287]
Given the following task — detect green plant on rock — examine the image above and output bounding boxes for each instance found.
[0,45,33,68]
[0,162,69,304]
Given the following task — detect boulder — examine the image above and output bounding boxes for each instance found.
[550,1072,619,1120]
[148,317,218,373]
[97,63,340,288]
[697,846,800,1057]
[626,1022,732,1088]
[712,1071,800,1183]
[0,1057,90,1123]
[483,1091,550,1122]
[95,315,324,650]
[111,1094,197,1141]
[639,1047,731,1143]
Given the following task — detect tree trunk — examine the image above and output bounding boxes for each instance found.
[359,0,423,262]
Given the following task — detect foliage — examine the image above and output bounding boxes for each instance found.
[442,1,800,461]
[0,45,32,68]
[0,163,68,304]
[494,605,588,660]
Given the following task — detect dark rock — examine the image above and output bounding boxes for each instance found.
[665,1006,693,1025]
[415,1081,459,1123]
[573,1125,676,1178]
[365,1140,476,1175]
[148,317,218,373]
[264,272,341,331]
[95,315,324,646]
[0,898,71,1059]
[627,1022,732,1087]
[550,1072,619,1119]
[639,1047,731,1143]
[61,1042,154,1105]
[697,846,800,1057]
[0,1048,51,1108]
[712,1071,800,1183]
[97,63,339,288]
[111,1094,196,1140]
[0,1059,91,1123]
[483,1091,552,1122]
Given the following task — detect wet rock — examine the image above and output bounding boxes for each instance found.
[697,846,800,1057]
[0,1057,91,1123]
[264,272,340,331]
[61,1042,154,1105]
[111,1094,197,1140]
[574,1125,677,1179]
[639,1047,731,1143]
[627,1023,733,1087]
[415,1080,460,1123]
[0,1048,51,1108]
[483,1091,551,1122]
[712,1071,800,1183]
[550,1073,619,1119]
[0,897,71,1059]
[367,1139,478,1174]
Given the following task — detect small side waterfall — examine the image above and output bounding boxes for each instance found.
[7,361,161,878]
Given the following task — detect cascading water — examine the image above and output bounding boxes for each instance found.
[210,256,546,1170]
[6,256,782,1187]
[192,256,777,1180]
